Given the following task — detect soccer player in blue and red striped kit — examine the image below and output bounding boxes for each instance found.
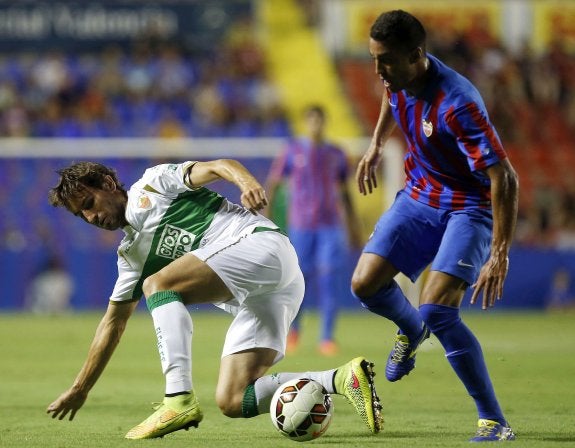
[266,105,362,356]
[352,10,519,442]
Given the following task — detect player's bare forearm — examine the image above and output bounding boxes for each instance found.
[47,301,136,420]
[489,160,519,258]
[341,184,363,248]
[471,160,519,309]
[72,302,135,392]
[188,160,268,214]
[357,94,396,195]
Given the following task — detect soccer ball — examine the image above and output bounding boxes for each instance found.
[270,378,333,442]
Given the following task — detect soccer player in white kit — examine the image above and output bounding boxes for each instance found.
[46,159,382,439]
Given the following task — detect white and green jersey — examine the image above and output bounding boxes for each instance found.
[110,162,279,302]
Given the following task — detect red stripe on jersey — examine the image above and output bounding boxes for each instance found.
[469,103,507,160]
[413,101,441,208]
[405,155,420,201]
[397,92,416,149]
[447,103,504,171]
[428,102,471,178]
[426,100,477,210]
[446,103,484,169]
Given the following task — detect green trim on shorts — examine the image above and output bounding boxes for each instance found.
[146,290,183,312]
[252,226,287,237]
[241,383,259,418]
[108,297,140,305]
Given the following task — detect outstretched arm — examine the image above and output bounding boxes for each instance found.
[47,300,137,420]
[185,159,268,214]
[470,159,519,309]
[356,92,397,195]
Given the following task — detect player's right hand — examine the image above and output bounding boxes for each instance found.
[240,181,268,214]
[47,387,88,421]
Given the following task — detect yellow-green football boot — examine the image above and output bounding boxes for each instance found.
[125,392,203,439]
[334,357,383,434]
[470,419,516,442]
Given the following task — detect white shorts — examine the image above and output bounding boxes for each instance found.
[192,230,304,364]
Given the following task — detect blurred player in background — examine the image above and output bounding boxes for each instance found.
[26,255,74,314]
[266,105,362,356]
[45,159,382,438]
[352,10,519,442]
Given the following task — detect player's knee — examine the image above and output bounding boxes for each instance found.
[142,273,169,297]
[215,389,243,418]
[351,272,382,299]
[142,275,156,297]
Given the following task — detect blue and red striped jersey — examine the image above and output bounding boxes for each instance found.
[268,137,349,229]
[387,54,506,210]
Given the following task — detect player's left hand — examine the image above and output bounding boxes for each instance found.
[356,141,384,195]
[46,388,88,421]
[470,255,509,310]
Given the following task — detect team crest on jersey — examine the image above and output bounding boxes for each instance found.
[137,194,152,209]
[156,224,196,259]
[422,119,433,137]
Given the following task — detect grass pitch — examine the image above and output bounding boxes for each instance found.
[1,310,574,447]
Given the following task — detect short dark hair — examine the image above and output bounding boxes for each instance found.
[304,104,326,120]
[370,10,426,51]
[49,161,124,208]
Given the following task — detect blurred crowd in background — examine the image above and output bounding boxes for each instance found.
[425,17,575,251]
[0,1,574,311]
[0,17,290,139]
[0,5,573,250]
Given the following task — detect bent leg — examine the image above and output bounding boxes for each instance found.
[143,252,233,305]
[217,348,337,418]
[142,253,234,395]
[351,253,423,340]
[220,349,382,433]
[146,292,194,394]
[420,271,505,424]
[216,348,279,417]
[317,227,347,345]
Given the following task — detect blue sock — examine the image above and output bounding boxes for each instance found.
[353,280,423,341]
[319,268,339,342]
[419,304,505,424]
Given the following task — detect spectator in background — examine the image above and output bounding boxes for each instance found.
[554,179,575,249]
[266,104,362,356]
[26,255,74,314]
[546,267,574,309]
[0,15,290,139]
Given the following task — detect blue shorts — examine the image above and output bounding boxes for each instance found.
[363,191,493,285]
[289,226,347,275]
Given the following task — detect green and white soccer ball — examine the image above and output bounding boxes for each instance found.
[270,378,333,442]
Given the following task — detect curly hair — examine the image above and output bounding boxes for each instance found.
[48,161,124,208]
[370,10,426,52]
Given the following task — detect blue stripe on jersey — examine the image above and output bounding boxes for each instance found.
[388,54,506,210]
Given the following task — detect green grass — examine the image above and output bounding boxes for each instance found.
[1,310,574,447]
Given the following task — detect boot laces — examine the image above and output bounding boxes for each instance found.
[475,421,498,437]
[390,338,411,363]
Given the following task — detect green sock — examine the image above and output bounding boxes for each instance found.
[146,290,183,312]
[241,383,258,418]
